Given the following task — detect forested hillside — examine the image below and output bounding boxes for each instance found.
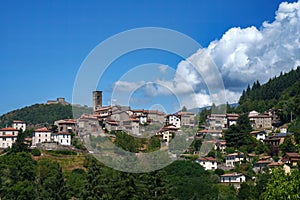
[0,104,92,127]
[238,66,300,123]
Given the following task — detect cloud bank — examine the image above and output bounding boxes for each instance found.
[113,1,300,109]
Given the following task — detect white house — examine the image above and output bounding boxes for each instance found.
[196,157,217,170]
[32,127,52,146]
[250,131,266,142]
[0,127,18,148]
[248,110,259,117]
[165,114,181,128]
[53,132,71,146]
[138,115,148,125]
[12,120,26,131]
[220,173,246,183]
[197,129,223,138]
[225,153,245,167]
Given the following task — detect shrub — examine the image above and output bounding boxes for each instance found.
[31,148,41,156]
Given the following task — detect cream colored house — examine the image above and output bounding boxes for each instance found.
[32,127,52,146]
[0,127,18,148]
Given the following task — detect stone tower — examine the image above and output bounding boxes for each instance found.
[93,91,102,111]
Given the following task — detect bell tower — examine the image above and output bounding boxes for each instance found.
[93,91,102,111]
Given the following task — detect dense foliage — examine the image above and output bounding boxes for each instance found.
[0,104,92,127]
[225,114,256,152]
[238,66,300,123]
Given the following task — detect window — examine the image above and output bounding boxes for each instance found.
[45,134,47,137]
[61,139,63,143]
[3,132,5,135]
[12,132,14,135]
[39,134,41,137]
[39,139,41,142]
[67,140,68,143]
[3,138,6,141]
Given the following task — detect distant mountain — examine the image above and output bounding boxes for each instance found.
[238,66,300,123]
[0,103,92,128]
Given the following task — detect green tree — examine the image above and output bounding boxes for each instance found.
[0,152,37,199]
[237,182,256,200]
[225,114,254,150]
[10,129,29,153]
[279,135,296,155]
[262,168,300,199]
[36,159,67,200]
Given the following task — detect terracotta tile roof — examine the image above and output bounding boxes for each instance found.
[226,113,239,117]
[226,153,244,157]
[13,120,25,123]
[285,152,300,158]
[267,162,283,167]
[177,112,194,116]
[95,106,112,111]
[221,173,243,177]
[35,127,51,132]
[107,120,118,125]
[0,127,18,131]
[56,119,76,124]
[198,157,216,162]
[256,160,272,164]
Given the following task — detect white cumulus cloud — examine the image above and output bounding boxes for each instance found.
[111,0,300,109]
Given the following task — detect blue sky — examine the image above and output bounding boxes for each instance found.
[0,0,299,115]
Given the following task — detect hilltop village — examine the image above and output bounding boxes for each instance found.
[1,90,299,191]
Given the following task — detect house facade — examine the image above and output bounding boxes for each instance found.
[177,112,195,127]
[282,152,300,166]
[12,120,26,131]
[0,127,18,148]
[156,125,178,143]
[165,114,181,128]
[196,157,217,170]
[32,127,52,146]
[207,114,227,130]
[220,173,246,183]
[225,153,245,167]
[250,130,266,142]
[248,113,272,130]
[53,132,71,146]
[54,119,77,134]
